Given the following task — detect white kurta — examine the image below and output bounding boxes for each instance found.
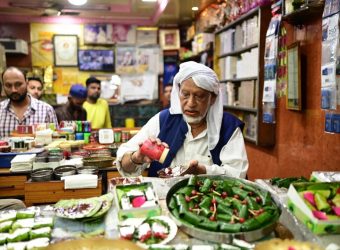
[116,112,249,178]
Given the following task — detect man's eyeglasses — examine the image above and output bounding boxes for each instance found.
[179,90,211,103]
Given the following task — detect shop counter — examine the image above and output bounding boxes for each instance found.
[105,177,340,248]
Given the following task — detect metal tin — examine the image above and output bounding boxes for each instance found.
[166,176,282,243]
[54,165,77,180]
[114,129,122,143]
[35,156,48,163]
[121,131,130,142]
[77,165,98,175]
[31,168,53,182]
[48,155,62,162]
[75,133,84,140]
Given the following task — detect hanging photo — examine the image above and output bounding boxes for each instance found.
[136,28,158,45]
[84,24,136,44]
[287,42,301,110]
[53,35,78,67]
[159,29,180,50]
[116,47,137,74]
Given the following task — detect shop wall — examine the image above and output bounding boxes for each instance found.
[0,23,31,68]
[247,17,340,180]
[30,23,91,94]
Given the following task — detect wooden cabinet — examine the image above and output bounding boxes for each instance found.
[24,179,102,206]
[214,6,275,146]
[0,175,27,198]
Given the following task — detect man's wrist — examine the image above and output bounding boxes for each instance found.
[129,151,143,165]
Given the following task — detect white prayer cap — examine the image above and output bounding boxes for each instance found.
[169,61,223,150]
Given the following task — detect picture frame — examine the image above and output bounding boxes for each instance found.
[84,24,136,45]
[286,42,301,110]
[159,29,180,50]
[78,49,115,72]
[53,35,78,67]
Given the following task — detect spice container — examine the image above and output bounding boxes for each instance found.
[140,139,169,164]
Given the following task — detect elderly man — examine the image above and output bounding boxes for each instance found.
[55,84,87,122]
[0,67,58,138]
[117,61,248,178]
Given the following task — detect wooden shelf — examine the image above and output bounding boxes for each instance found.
[224,105,257,113]
[244,135,257,143]
[181,38,193,48]
[180,48,212,63]
[220,76,258,83]
[216,7,261,34]
[215,6,275,147]
[218,43,258,58]
[283,2,324,25]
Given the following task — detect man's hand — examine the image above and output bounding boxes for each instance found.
[180,160,206,175]
[133,137,169,164]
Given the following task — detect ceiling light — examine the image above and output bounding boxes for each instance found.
[68,0,87,6]
[192,6,199,11]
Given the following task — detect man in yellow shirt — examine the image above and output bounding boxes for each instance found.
[83,77,112,129]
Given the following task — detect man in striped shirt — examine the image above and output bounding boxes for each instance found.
[0,67,58,138]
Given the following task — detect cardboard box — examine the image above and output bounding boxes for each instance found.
[114,182,161,220]
[287,182,340,234]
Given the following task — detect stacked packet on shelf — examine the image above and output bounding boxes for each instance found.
[10,154,36,172]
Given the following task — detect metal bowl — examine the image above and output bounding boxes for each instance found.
[54,165,77,180]
[77,165,98,175]
[31,168,53,182]
[166,175,282,243]
[83,157,114,168]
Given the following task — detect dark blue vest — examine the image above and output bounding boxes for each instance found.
[148,109,244,177]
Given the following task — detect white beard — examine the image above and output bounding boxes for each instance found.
[183,114,205,124]
[182,98,210,124]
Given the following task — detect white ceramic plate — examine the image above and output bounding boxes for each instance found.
[119,215,177,249]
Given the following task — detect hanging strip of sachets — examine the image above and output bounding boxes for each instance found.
[262,14,281,123]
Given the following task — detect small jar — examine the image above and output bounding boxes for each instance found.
[140,139,169,164]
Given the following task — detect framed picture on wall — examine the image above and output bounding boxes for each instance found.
[78,49,114,71]
[159,29,180,50]
[287,42,301,110]
[53,34,78,67]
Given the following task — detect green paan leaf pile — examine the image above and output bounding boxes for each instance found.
[54,193,114,220]
[167,176,280,233]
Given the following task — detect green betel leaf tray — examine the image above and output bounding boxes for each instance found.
[166,175,281,243]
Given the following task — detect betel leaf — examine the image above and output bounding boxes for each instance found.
[332,194,340,207]
[54,197,103,219]
[177,186,194,196]
[91,193,114,218]
[314,193,331,212]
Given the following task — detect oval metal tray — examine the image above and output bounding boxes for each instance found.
[165,175,281,243]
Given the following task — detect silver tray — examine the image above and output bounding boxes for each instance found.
[165,175,281,243]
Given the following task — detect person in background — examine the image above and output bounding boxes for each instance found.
[0,67,58,138]
[116,61,248,178]
[0,199,26,210]
[83,76,112,129]
[55,84,87,123]
[163,83,173,109]
[27,76,44,100]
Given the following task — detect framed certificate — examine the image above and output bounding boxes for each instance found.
[53,35,78,67]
